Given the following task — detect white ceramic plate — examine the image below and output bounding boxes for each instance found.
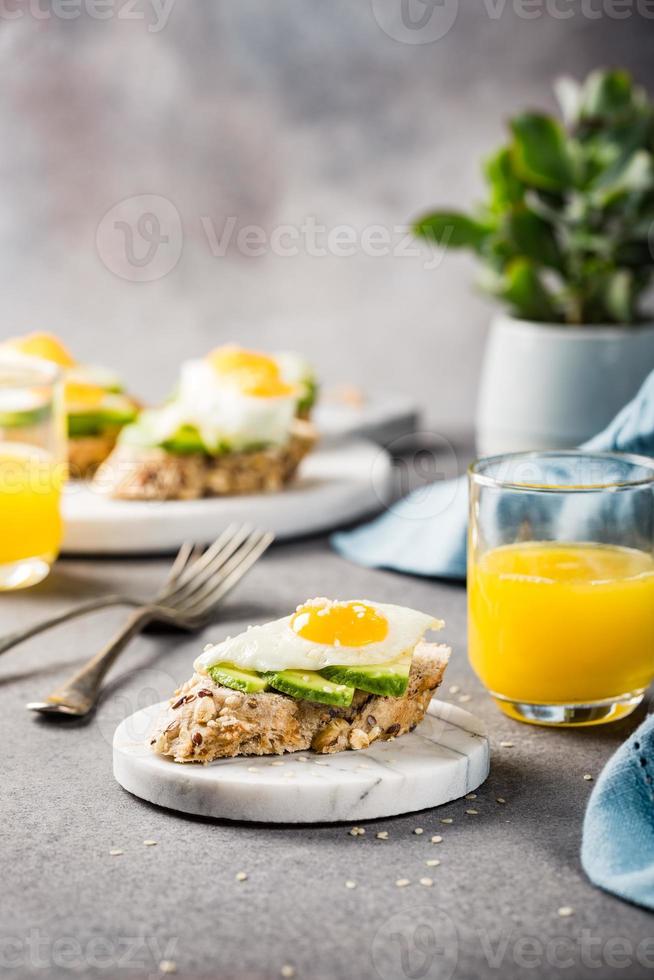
[61,437,392,555]
[113,700,490,823]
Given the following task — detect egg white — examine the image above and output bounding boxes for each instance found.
[157,358,297,451]
[194,600,443,673]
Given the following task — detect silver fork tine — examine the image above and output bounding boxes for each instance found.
[192,532,274,618]
[159,541,196,593]
[169,524,241,589]
[160,524,254,606]
[186,530,275,618]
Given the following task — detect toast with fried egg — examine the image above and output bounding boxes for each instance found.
[0,332,139,477]
[149,599,449,762]
[94,345,317,499]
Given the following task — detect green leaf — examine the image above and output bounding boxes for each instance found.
[602,269,637,322]
[591,149,654,205]
[510,113,575,192]
[413,211,489,251]
[484,147,524,210]
[554,75,582,128]
[581,69,634,122]
[505,207,563,270]
[487,258,561,321]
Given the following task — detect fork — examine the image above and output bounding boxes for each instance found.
[0,523,251,656]
[26,525,274,717]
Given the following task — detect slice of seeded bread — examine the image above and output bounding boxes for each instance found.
[149,642,450,763]
[93,419,317,500]
[68,427,123,479]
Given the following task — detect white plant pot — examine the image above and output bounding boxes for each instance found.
[476,314,654,455]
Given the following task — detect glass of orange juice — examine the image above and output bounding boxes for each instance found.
[0,357,66,589]
[468,451,654,726]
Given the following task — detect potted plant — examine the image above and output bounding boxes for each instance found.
[414,69,654,453]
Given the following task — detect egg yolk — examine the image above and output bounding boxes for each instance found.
[207,345,297,399]
[64,381,107,409]
[4,332,77,368]
[291,601,389,647]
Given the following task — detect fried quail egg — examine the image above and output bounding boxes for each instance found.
[195,598,444,672]
[159,345,301,451]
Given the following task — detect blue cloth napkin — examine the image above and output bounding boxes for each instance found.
[332,369,654,580]
[581,713,654,910]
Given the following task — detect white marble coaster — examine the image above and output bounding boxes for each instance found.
[113,700,490,823]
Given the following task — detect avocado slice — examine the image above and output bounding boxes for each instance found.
[207,662,269,694]
[265,669,354,707]
[0,403,52,428]
[68,398,137,438]
[162,424,206,455]
[320,659,411,698]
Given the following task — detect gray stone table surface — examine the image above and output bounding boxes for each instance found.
[2,537,654,980]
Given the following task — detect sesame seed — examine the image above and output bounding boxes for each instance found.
[350,827,365,836]
[420,877,433,887]
[496,797,506,804]
[345,880,357,889]
[466,809,479,815]
[281,967,295,979]
[425,859,440,867]
[395,878,410,888]
[449,685,460,695]
[458,694,472,703]
[247,767,258,773]
[235,871,248,882]
[430,835,443,843]
[376,831,389,840]
[465,793,477,800]
[315,761,328,767]
[500,741,514,748]
[143,840,157,847]
[297,756,309,762]
[440,818,453,825]
[109,849,123,856]
[414,828,424,836]
[159,961,177,974]
[583,774,593,781]
[271,761,284,767]
[558,906,574,917]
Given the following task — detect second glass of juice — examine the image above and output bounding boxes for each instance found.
[468,451,654,726]
[0,358,65,589]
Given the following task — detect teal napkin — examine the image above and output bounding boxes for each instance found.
[581,713,654,910]
[331,370,654,580]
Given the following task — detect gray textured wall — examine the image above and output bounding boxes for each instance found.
[2,1,653,432]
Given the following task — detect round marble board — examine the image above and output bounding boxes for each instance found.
[113,700,490,823]
[61,437,392,554]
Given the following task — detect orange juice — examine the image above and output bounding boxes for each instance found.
[468,542,654,706]
[0,443,64,565]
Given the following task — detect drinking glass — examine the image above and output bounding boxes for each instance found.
[0,358,66,589]
[468,451,654,726]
